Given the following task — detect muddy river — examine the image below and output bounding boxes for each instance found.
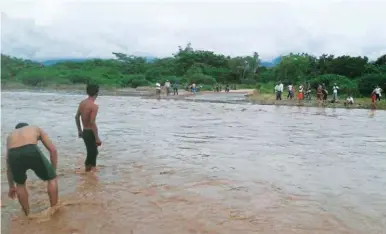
[1,91,386,234]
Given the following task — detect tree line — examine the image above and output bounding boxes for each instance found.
[1,43,386,96]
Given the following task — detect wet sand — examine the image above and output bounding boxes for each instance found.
[4,164,359,234]
[2,91,386,234]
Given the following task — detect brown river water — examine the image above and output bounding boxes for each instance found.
[1,91,386,234]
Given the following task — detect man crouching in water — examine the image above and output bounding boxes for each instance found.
[6,123,58,216]
[75,84,102,172]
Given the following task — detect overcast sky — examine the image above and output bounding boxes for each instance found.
[1,0,386,61]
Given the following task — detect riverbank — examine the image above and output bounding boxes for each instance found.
[1,83,250,99]
[2,84,385,110]
[246,91,386,110]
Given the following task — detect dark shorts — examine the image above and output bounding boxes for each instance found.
[322,92,328,100]
[83,129,98,168]
[7,144,56,185]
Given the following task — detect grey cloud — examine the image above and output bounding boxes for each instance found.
[1,1,386,60]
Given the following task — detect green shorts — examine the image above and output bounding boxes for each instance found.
[82,129,98,168]
[7,144,56,185]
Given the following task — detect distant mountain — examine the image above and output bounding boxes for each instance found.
[38,56,156,66]
[260,56,281,67]
[37,56,280,67]
[39,58,90,66]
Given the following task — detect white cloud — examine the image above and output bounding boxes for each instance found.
[1,0,386,61]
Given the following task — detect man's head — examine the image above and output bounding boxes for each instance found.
[86,84,99,98]
[15,122,28,129]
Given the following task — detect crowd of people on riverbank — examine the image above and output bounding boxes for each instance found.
[274,81,383,107]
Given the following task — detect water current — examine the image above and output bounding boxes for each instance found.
[1,91,386,234]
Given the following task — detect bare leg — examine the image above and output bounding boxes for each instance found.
[47,178,58,207]
[16,185,29,216]
[85,165,92,172]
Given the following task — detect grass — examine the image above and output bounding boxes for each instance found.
[248,90,386,110]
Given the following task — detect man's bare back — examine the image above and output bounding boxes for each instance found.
[6,123,58,215]
[7,126,41,149]
[78,99,99,129]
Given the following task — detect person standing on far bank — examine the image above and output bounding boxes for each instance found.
[6,123,58,216]
[298,84,304,100]
[332,83,339,102]
[173,81,179,95]
[275,81,283,100]
[373,85,383,101]
[165,80,171,96]
[155,82,161,97]
[75,84,102,172]
[192,82,197,93]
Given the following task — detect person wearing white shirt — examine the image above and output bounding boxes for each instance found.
[298,84,304,100]
[373,85,382,101]
[279,82,284,92]
[155,82,161,96]
[274,82,282,100]
[164,80,171,96]
[191,83,197,93]
[344,96,354,107]
[332,83,339,102]
[287,84,294,99]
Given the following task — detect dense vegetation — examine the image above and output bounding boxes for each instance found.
[2,43,386,96]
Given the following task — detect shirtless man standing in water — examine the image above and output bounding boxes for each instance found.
[6,123,58,216]
[75,84,102,172]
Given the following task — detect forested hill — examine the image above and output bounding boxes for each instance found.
[1,43,385,96]
[37,56,281,67]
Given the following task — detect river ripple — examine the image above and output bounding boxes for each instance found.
[1,91,386,234]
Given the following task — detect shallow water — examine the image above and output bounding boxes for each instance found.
[1,91,386,234]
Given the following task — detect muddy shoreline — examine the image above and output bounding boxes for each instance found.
[2,87,384,110]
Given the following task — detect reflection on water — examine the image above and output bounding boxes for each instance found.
[1,91,386,234]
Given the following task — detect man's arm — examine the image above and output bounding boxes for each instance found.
[75,105,82,136]
[39,128,58,170]
[6,136,15,188]
[90,105,100,142]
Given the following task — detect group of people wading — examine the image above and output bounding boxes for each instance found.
[5,84,101,216]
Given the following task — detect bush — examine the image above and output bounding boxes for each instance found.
[257,82,276,94]
[240,78,257,85]
[357,73,386,96]
[258,70,276,83]
[308,74,358,95]
[131,79,150,88]
[67,75,91,84]
[188,74,217,85]
[118,74,149,88]
[19,76,46,86]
